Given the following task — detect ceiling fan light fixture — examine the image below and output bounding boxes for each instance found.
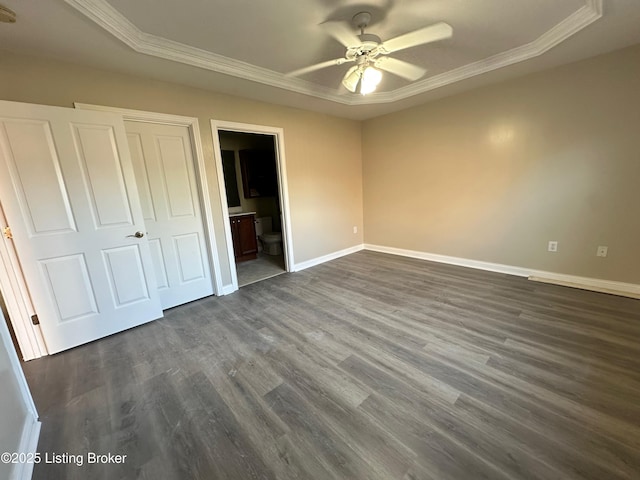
[342,65,361,92]
[360,66,382,95]
[342,63,382,95]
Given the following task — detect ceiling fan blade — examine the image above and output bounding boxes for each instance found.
[322,21,362,48]
[287,58,352,77]
[381,22,452,53]
[375,57,427,81]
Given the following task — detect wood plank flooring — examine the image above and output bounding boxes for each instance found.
[22,250,640,479]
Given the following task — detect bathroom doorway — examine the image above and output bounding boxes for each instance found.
[211,122,293,290]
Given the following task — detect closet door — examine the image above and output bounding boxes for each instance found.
[125,121,213,309]
[0,100,162,353]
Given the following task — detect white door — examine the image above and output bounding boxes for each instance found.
[0,100,163,354]
[124,121,213,309]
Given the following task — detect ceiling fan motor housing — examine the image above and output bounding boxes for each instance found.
[358,33,382,47]
[352,12,372,30]
[346,33,382,61]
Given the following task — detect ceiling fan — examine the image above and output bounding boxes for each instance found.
[288,12,453,95]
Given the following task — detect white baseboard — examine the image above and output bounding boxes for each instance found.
[528,274,640,299]
[365,244,640,299]
[294,244,364,272]
[365,244,532,277]
[220,284,238,296]
[11,416,41,480]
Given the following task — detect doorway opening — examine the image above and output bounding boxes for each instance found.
[212,122,293,290]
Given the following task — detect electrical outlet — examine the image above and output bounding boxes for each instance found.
[548,241,558,252]
[353,226,358,234]
[597,246,608,257]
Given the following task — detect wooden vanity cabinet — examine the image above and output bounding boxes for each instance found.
[230,214,257,262]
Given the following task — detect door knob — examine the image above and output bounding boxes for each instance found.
[127,231,145,238]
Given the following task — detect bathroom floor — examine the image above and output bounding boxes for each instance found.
[236,252,285,287]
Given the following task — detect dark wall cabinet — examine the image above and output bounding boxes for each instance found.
[239,149,277,198]
[230,214,257,262]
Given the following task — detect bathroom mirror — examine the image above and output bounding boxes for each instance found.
[221,149,241,207]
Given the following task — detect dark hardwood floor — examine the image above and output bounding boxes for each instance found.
[22,251,640,479]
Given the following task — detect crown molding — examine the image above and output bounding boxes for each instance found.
[65,0,602,106]
[370,0,603,103]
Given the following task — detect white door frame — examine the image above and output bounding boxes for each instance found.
[0,308,41,480]
[211,120,295,292]
[0,203,48,360]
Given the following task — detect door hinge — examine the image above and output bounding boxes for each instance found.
[31,314,39,325]
[2,226,12,239]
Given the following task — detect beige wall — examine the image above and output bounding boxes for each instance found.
[362,44,640,284]
[0,50,364,286]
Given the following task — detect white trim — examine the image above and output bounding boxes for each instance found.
[11,417,41,480]
[0,310,40,480]
[220,284,237,296]
[189,119,224,295]
[0,310,39,420]
[528,275,640,299]
[64,0,602,105]
[294,244,364,272]
[371,0,603,104]
[74,103,225,296]
[365,244,640,299]
[365,244,531,277]
[210,130,239,291]
[0,204,48,360]
[210,120,295,294]
[74,103,199,126]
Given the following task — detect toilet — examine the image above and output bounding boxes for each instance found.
[261,232,283,256]
[255,217,283,256]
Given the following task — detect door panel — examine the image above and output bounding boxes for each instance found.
[0,100,163,353]
[3,120,77,235]
[72,124,134,228]
[124,121,213,309]
[148,238,169,290]
[173,233,206,282]
[102,245,152,307]
[39,254,98,322]
[157,135,195,218]
[127,132,156,222]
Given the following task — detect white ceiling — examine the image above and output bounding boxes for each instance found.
[1,0,640,119]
